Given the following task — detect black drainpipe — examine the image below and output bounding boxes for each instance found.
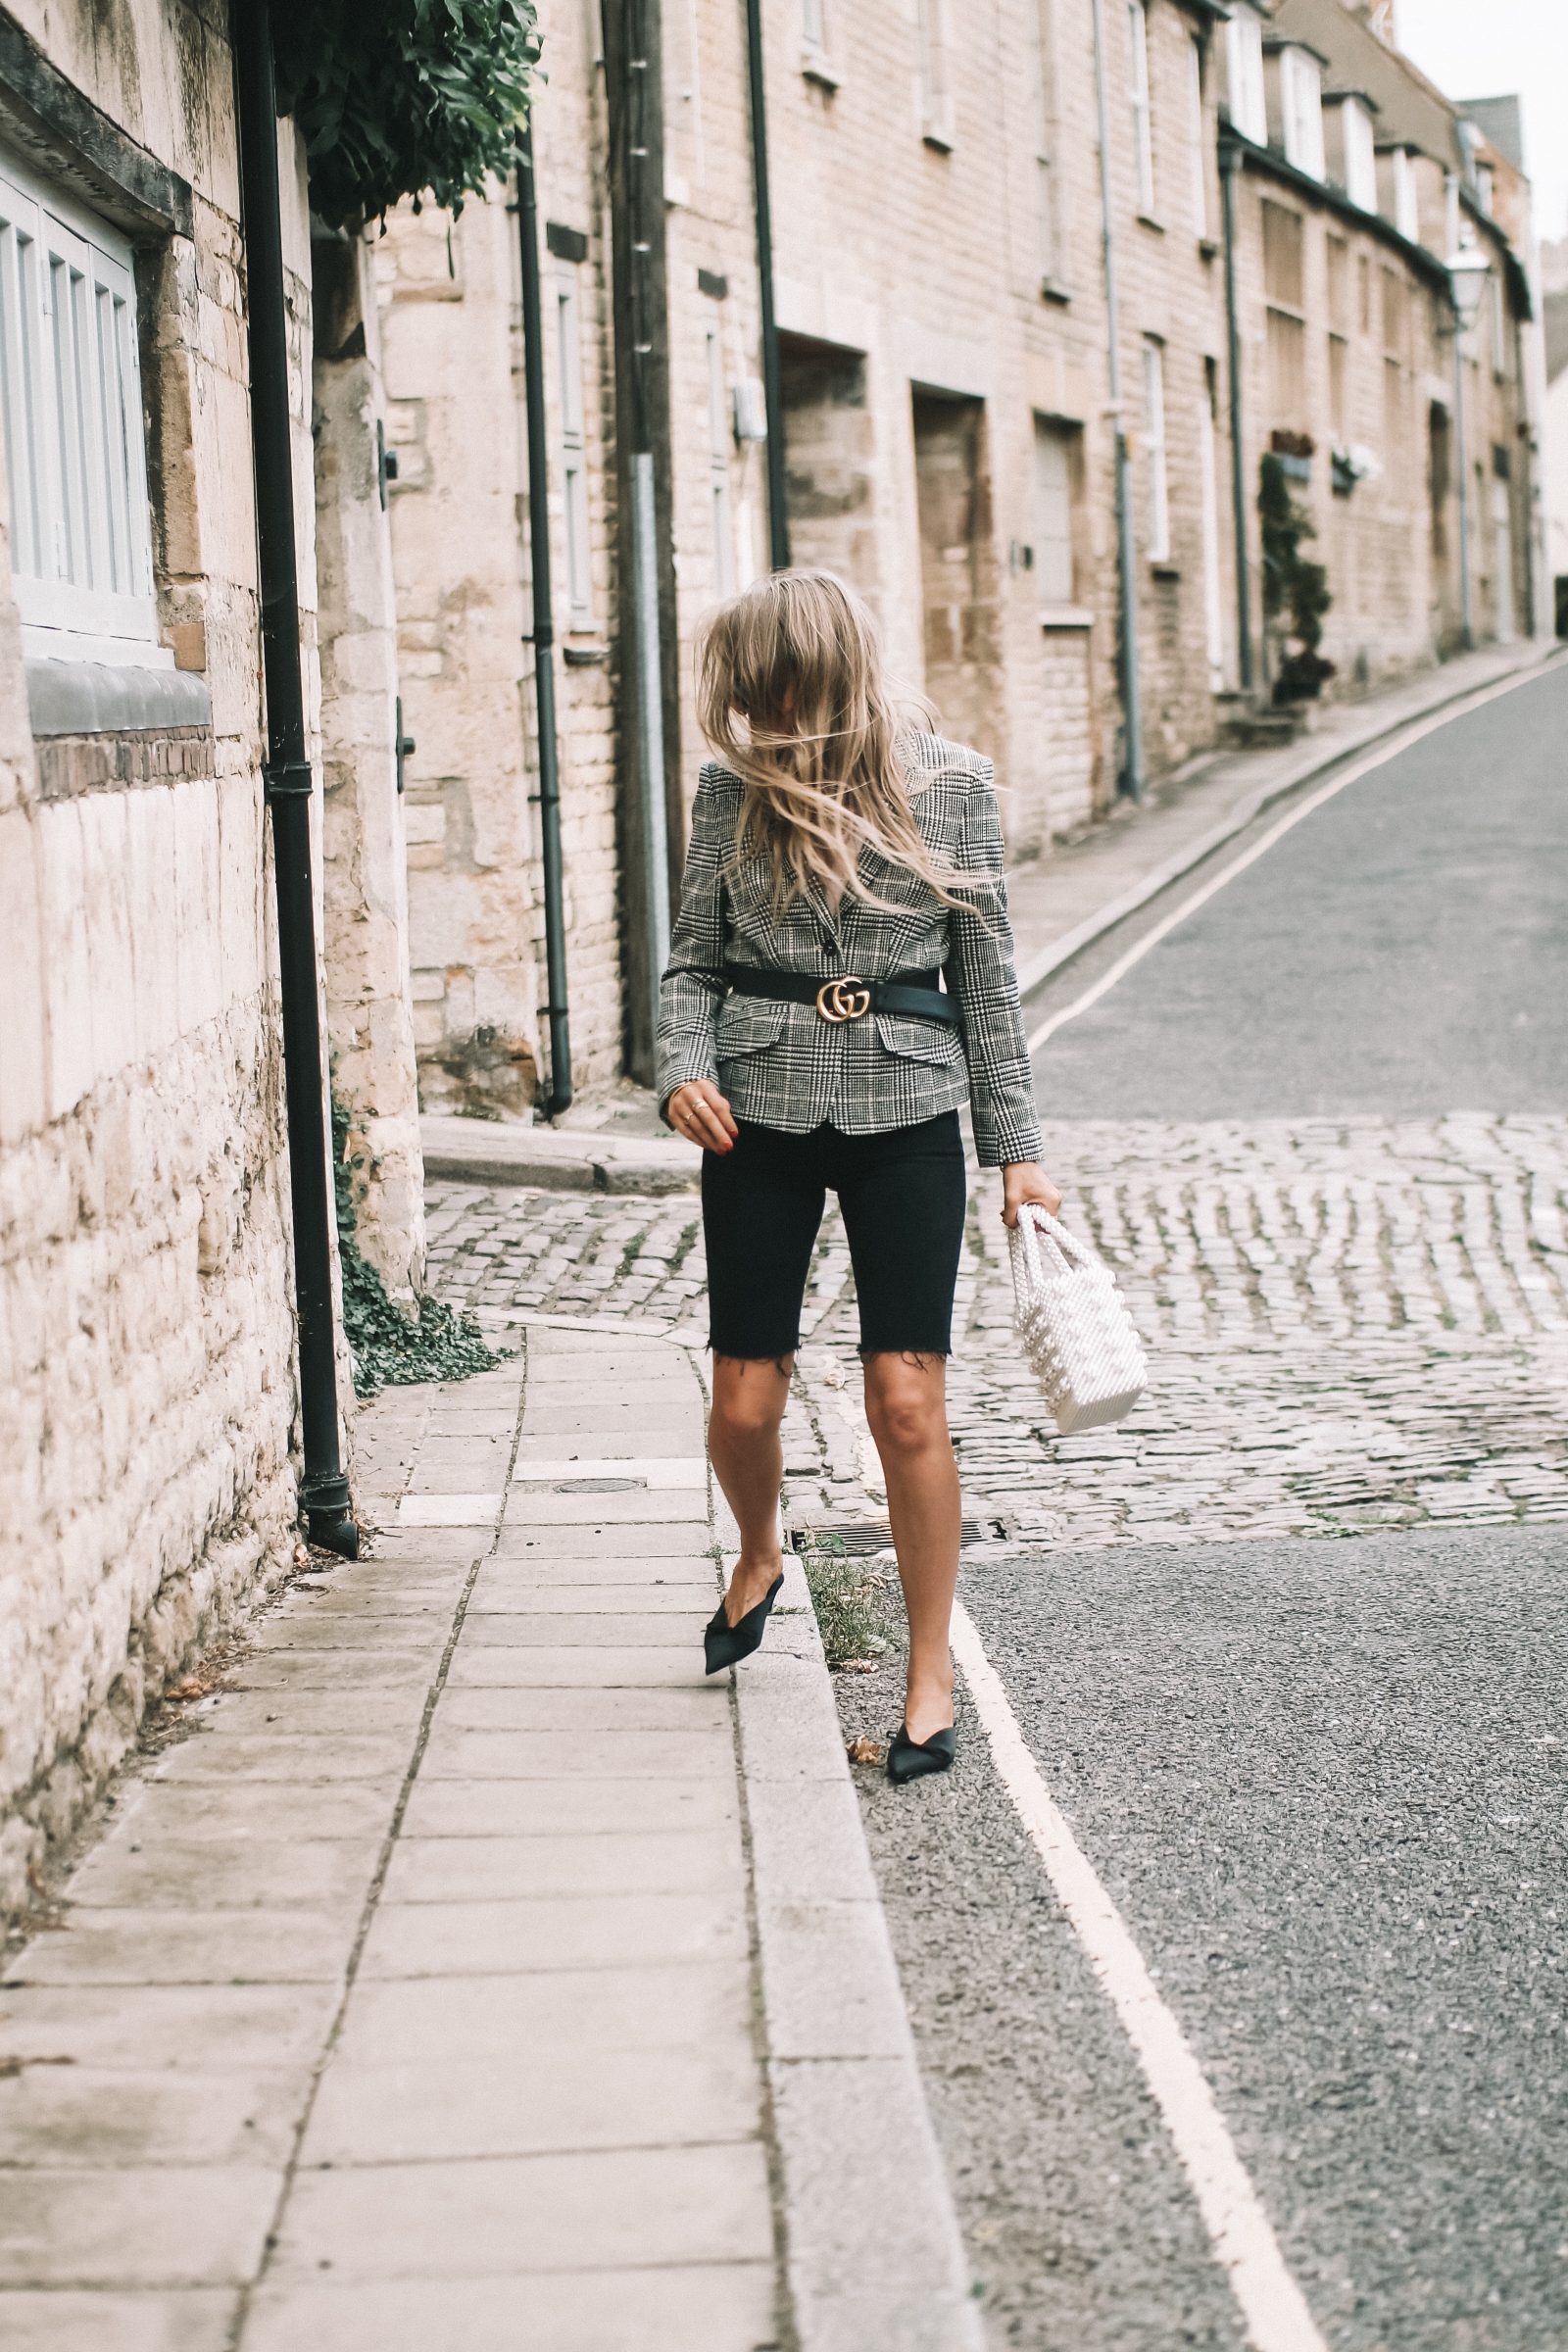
[515,123,573,1116]
[233,0,358,1558]
[1219,130,1255,696]
[743,0,790,569]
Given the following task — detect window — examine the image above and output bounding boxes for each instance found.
[1326,233,1350,439]
[1188,39,1208,239]
[801,0,837,83]
[1262,202,1307,434]
[0,148,157,662]
[1142,338,1169,564]
[1391,147,1419,243]
[915,0,954,148]
[553,264,592,624]
[1032,0,1064,286]
[705,312,733,596]
[1225,7,1267,145]
[1032,416,1077,603]
[1342,99,1377,212]
[1381,266,1407,363]
[1488,266,1506,379]
[1129,2,1154,216]
[1383,357,1405,488]
[1475,160,1494,218]
[1328,333,1348,438]
[1280,47,1325,181]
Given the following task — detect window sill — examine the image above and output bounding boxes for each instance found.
[1199,236,1220,261]
[1040,606,1094,631]
[1136,212,1165,234]
[801,46,840,90]
[562,643,609,667]
[25,657,213,739]
[1150,562,1181,582]
[1040,277,1072,307]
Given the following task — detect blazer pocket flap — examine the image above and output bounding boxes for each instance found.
[873,1011,962,1066]
[717,997,789,1055]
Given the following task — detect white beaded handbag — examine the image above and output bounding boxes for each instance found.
[1007,1204,1148,1435]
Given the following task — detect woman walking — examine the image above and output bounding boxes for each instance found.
[657,570,1059,1783]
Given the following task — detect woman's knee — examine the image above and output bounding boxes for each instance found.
[862,1355,949,1456]
[710,1357,790,1445]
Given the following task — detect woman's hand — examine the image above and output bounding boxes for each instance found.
[1001,1161,1062,1229]
[667,1080,739,1154]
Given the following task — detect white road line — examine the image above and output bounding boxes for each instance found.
[1026,661,1555,1058]
[951,1600,1329,2352]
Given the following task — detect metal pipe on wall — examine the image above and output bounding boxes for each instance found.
[1089,0,1146,801]
[515,122,573,1116]
[1219,134,1255,695]
[232,0,357,1558]
[1451,315,1475,650]
[744,0,790,570]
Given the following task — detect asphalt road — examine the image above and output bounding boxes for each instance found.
[1025,661,1568,1120]
[843,662,1568,2349]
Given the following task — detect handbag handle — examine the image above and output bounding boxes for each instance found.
[1012,1201,1094,1282]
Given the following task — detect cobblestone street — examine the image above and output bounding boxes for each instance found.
[426,1104,1568,1554]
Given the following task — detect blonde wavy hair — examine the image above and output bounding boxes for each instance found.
[696,567,980,915]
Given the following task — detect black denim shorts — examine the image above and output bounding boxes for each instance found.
[701,1114,967,1361]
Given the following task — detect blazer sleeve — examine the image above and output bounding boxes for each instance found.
[946,760,1045,1168]
[656,765,733,1118]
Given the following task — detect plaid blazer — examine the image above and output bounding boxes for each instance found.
[656,734,1044,1168]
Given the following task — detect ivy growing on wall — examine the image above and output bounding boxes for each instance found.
[1259,453,1335,706]
[331,1100,505,1398]
[271,0,542,230]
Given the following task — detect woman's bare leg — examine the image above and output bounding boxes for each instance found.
[708,1354,793,1623]
[862,1351,959,1743]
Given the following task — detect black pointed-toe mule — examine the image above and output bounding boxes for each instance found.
[886,1722,956,1786]
[703,1575,784,1677]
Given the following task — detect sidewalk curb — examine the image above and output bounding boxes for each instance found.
[710,1484,986,2350]
[421,1113,699,1195]
[1013,640,1565,1003]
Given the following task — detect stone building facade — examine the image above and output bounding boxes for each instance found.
[382,0,1542,1119]
[0,4,422,1914]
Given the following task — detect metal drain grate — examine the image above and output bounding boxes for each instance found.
[790,1517,998,1555]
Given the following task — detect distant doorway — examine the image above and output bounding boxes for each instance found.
[910,389,1003,758]
[779,334,878,602]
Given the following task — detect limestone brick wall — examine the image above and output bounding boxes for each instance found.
[315,230,425,1299]
[0,2,309,1916]
[377,0,625,1114]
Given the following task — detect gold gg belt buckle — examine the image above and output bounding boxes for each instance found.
[815,976,872,1023]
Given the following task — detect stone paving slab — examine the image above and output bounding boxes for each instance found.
[269,2142,773,2281]
[357,1890,749,1977]
[380,1826,744,1903]
[5,1909,353,1987]
[301,2042,760,2164]
[417,1723,729,1778]
[0,2165,279,2287]
[0,2066,305,2167]
[242,2265,776,2352]
[0,2289,240,2352]
[399,1772,733,1838]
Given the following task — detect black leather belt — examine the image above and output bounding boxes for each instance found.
[724,964,959,1028]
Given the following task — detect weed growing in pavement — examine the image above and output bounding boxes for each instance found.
[332,1097,508,1398]
[799,1534,891,1669]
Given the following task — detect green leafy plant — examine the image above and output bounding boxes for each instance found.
[332,1098,506,1397]
[1259,452,1335,705]
[798,1534,890,1669]
[272,0,542,229]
